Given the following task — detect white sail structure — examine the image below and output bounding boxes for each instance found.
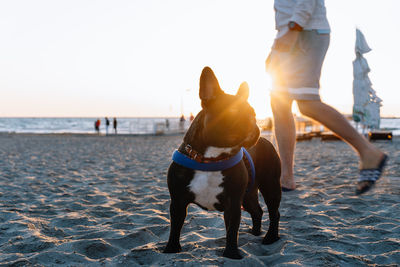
[352,29,382,130]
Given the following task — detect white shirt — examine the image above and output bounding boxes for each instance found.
[274,0,330,36]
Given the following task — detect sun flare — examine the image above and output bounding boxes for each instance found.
[247,73,273,119]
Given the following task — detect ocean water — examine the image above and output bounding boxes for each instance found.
[0,117,399,135]
[0,117,189,135]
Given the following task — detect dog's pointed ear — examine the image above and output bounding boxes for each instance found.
[236,82,249,101]
[199,67,222,106]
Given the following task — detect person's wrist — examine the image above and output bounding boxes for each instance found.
[288,21,303,31]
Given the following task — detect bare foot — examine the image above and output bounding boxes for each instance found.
[281,175,296,190]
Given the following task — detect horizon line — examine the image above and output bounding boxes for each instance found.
[0,115,399,119]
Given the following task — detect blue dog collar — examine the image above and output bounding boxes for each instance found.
[172,147,256,192]
[172,147,256,182]
[172,148,244,172]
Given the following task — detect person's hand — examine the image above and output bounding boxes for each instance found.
[273,30,299,52]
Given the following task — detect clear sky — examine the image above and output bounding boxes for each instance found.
[1,0,399,118]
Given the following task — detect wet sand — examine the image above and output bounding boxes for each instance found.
[0,133,399,266]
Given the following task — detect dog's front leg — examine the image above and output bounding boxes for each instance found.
[164,199,188,253]
[223,198,242,259]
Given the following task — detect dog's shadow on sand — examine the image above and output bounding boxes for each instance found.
[125,229,287,266]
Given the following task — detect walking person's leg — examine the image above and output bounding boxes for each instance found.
[297,100,386,193]
[270,95,296,190]
[268,31,318,192]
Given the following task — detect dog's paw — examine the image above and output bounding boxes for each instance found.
[223,248,243,259]
[262,234,280,245]
[163,243,182,253]
[251,227,262,236]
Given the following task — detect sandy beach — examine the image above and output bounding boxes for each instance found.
[0,133,399,266]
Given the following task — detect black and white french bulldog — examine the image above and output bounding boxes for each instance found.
[163,67,281,259]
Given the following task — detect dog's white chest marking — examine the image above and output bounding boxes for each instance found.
[189,171,224,211]
[188,147,232,211]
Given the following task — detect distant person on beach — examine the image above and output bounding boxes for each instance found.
[179,115,185,132]
[94,119,101,134]
[165,119,170,131]
[113,117,118,134]
[189,113,194,122]
[105,117,110,135]
[266,0,387,194]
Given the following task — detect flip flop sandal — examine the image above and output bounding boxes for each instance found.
[356,154,388,195]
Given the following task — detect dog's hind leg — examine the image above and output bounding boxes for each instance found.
[164,199,189,253]
[259,186,281,244]
[242,192,263,236]
[256,139,281,244]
